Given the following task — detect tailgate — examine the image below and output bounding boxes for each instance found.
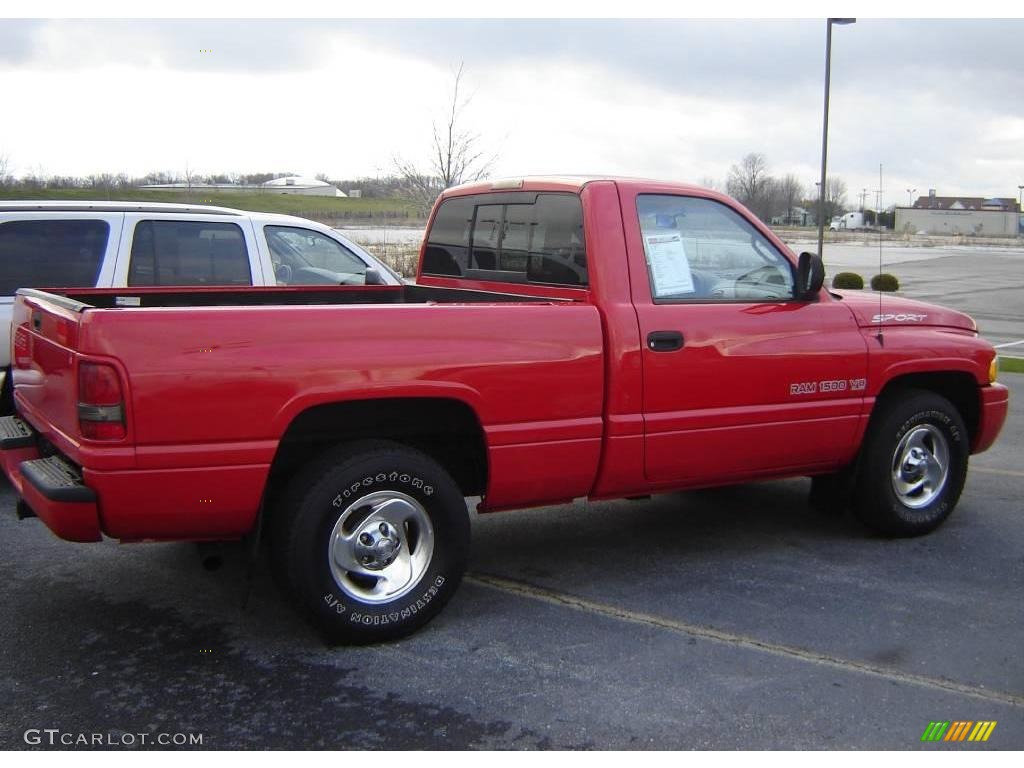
[11,289,90,448]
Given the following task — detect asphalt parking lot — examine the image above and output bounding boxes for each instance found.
[0,375,1020,750]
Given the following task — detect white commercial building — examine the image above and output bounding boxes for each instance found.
[895,207,1019,237]
[895,192,1021,237]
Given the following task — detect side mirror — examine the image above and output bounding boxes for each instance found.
[796,252,825,300]
[364,268,384,286]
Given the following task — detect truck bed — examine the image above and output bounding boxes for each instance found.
[25,283,559,310]
[11,284,606,538]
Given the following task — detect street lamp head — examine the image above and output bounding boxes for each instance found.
[830,18,857,25]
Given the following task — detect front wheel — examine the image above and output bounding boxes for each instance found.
[274,440,470,644]
[853,389,969,536]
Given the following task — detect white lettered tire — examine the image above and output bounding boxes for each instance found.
[275,440,470,643]
[854,389,969,537]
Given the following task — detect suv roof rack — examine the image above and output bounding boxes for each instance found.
[0,201,244,216]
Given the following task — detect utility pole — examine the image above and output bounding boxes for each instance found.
[816,18,857,258]
[875,164,883,231]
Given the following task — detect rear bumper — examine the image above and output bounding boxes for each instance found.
[973,383,1009,454]
[0,416,102,542]
[1,415,266,542]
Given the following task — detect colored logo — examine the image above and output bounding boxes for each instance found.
[921,721,997,743]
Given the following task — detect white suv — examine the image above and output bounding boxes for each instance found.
[0,201,401,408]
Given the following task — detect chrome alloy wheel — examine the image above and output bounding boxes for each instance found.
[890,425,950,509]
[327,490,435,604]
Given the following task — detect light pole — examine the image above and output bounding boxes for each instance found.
[907,188,916,207]
[1018,185,1023,237]
[817,17,856,260]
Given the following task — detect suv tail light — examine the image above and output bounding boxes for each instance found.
[78,362,125,440]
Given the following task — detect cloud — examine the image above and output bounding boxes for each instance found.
[0,18,1022,203]
[0,19,333,73]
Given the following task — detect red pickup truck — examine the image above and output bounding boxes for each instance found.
[0,177,1009,643]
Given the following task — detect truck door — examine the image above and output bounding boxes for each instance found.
[623,191,868,484]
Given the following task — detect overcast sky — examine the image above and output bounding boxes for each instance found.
[1,17,1023,208]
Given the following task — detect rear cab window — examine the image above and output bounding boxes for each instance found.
[0,219,109,295]
[128,220,251,286]
[423,193,587,287]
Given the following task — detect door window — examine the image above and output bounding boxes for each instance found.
[129,220,250,286]
[264,226,368,285]
[637,195,794,302]
[0,219,109,294]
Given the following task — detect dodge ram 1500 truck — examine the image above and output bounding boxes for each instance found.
[0,177,1009,643]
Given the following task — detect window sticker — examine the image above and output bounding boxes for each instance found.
[645,232,694,296]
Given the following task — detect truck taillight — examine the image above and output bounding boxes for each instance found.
[13,325,31,369]
[78,362,125,440]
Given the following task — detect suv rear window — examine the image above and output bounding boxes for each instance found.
[0,219,109,295]
[129,220,251,286]
[422,193,587,286]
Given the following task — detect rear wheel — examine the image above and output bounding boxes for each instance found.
[274,440,470,644]
[853,389,969,536]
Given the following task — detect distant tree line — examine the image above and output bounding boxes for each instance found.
[0,161,437,202]
[0,168,311,192]
[720,152,850,226]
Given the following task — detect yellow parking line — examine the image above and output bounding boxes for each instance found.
[467,573,1024,708]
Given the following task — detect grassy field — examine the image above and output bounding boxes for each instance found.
[999,356,1024,374]
[0,187,422,226]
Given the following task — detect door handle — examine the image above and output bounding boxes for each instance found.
[647,330,684,352]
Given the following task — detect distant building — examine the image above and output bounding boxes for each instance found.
[260,176,346,197]
[895,189,1021,237]
[770,206,811,226]
[909,190,1019,212]
[140,176,346,198]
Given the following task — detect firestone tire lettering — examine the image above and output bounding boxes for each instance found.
[273,440,469,645]
[853,389,968,537]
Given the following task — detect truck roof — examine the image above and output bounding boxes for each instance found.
[444,175,715,197]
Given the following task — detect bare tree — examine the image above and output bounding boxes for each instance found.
[184,161,195,202]
[0,152,10,187]
[726,153,771,219]
[777,174,804,225]
[395,63,497,214]
[824,176,848,221]
[88,172,127,200]
[431,63,495,189]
